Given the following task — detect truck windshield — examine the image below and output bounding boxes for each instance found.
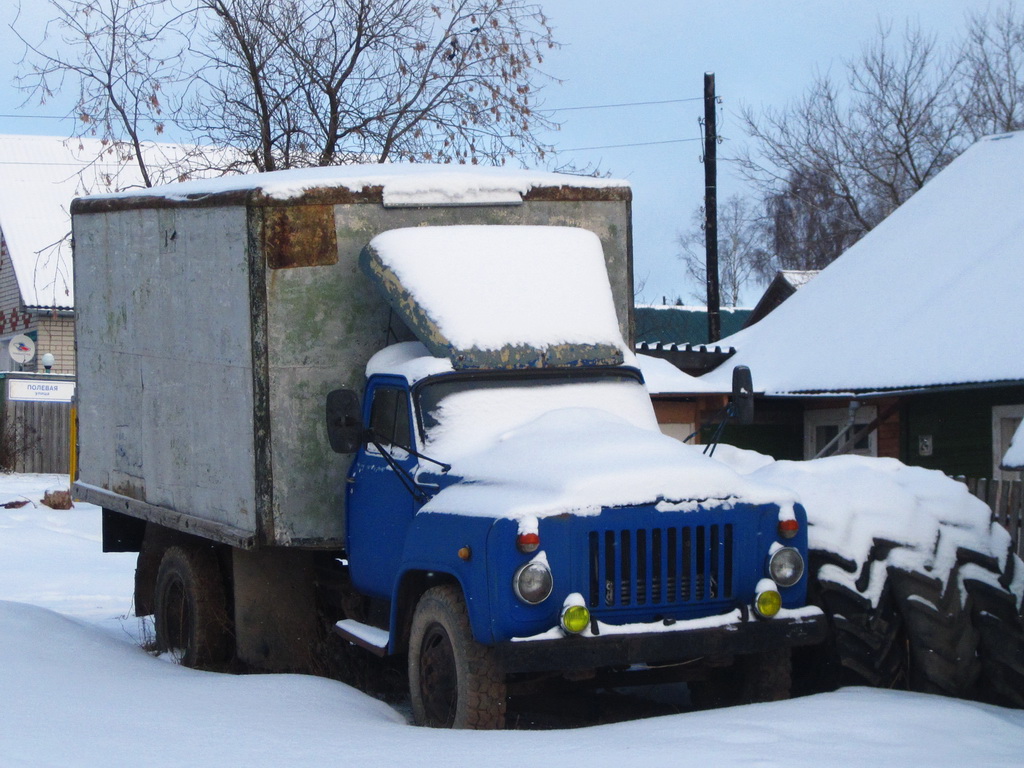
[415,369,658,459]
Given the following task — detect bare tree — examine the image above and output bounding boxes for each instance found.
[15,0,560,181]
[14,0,195,186]
[678,195,767,306]
[960,4,1024,137]
[737,22,966,267]
[762,167,866,278]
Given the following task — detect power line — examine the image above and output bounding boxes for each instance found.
[544,97,703,113]
[2,97,707,123]
[0,113,70,121]
[559,136,705,152]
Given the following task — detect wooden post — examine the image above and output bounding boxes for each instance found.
[704,72,721,343]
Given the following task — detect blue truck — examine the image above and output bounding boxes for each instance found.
[71,165,824,728]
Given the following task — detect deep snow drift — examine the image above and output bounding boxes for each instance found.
[2,473,1023,767]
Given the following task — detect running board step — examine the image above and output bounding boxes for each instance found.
[334,619,390,657]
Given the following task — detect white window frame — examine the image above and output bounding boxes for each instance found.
[992,404,1024,480]
[803,405,878,460]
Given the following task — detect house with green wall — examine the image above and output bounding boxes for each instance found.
[655,131,1024,485]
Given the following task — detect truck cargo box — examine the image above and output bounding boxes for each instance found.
[71,165,632,549]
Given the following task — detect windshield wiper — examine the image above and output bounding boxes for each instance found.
[364,430,450,503]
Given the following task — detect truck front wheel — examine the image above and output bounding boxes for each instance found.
[154,545,231,668]
[408,584,507,729]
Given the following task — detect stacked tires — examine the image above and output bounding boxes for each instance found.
[713,449,1024,708]
[807,532,1024,707]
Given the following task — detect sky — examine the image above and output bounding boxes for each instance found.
[0,0,999,305]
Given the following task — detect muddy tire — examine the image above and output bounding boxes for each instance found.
[408,585,507,729]
[154,545,231,668]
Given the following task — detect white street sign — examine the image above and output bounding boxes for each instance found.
[7,379,76,403]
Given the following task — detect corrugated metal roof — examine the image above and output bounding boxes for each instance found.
[634,305,752,345]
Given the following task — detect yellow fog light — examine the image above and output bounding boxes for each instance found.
[561,604,591,634]
[754,589,782,618]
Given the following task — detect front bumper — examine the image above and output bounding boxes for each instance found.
[494,606,826,675]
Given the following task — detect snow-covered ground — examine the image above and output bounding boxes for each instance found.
[2,473,1023,767]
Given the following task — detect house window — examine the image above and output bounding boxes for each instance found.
[659,422,697,443]
[0,334,12,371]
[804,406,878,459]
[992,404,1024,480]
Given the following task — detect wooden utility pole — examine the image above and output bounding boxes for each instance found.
[703,72,721,343]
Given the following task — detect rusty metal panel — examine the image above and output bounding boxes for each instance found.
[263,204,338,269]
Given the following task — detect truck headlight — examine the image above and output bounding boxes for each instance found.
[768,546,805,587]
[513,561,553,604]
[754,588,782,618]
[561,604,590,634]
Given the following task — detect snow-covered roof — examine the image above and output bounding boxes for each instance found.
[0,134,231,310]
[82,162,627,205]
[702,132,1024,394]
[779,270,820,289]
[1003,421,1024,470]
[636,353,729,395]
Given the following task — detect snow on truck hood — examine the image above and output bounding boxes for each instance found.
[419,409,800,521]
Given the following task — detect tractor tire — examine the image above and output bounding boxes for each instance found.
[154,545,232,668]
[960,544,1024,708]
[408,584,507,729]
[888,565,980,698]
[815,575,906,690]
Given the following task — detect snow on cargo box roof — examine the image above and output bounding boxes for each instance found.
[72,162,628,207]
[362,225,628,370]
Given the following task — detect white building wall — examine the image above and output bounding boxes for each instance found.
[0,229,75,374]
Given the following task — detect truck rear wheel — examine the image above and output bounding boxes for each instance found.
[408,584,507,729]
[154,545,231,668]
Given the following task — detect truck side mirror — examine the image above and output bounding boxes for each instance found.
[731,366,754,425]
[326,388,363,453]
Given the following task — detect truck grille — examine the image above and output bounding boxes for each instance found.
[587,524,734,608]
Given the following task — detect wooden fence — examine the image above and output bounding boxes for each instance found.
[960,477,1024,560]
[0,374,75,474]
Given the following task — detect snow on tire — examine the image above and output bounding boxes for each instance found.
[809,562,905,690]
[959,542,1024,708]
[708,448,1024,707]
[888,564,980,698]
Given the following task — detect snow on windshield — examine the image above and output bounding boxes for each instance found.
[419,373,657,460]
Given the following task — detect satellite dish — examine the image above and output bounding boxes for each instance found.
[9,334,35,365]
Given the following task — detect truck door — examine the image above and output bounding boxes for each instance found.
[346,377,418,599]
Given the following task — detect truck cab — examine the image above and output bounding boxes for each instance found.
[331,347,824,727]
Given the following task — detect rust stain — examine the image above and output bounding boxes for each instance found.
[264,205,339,269]
[112,480,146,502]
